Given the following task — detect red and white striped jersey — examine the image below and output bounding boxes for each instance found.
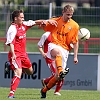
[5,20,35,56]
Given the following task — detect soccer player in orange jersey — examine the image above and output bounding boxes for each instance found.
[40,4,79,98]
[38,31,66,96]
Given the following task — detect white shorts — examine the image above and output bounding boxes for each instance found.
[47,43,69,69]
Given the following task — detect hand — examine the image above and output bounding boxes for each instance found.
[11,54,16,62]
[47,20,58,27]
[42,20,57,27]
[74,57,78,64]
[42,53,47,58]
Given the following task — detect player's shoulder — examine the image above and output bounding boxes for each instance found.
[71,19,79,25]
[8,24,16,31]
[10,23,16,28]
[70,19,79,28]
[42,32,51,37]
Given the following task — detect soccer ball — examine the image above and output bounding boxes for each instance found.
[78,28,90,41]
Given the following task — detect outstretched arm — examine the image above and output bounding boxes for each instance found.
[23,20,57,27]
[39,20,57,27]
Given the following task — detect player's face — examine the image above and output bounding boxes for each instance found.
[15,13,24,25]
[62,10,74,22]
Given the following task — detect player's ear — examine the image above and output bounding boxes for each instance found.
[62,10,64,14]
[14,17,17,21]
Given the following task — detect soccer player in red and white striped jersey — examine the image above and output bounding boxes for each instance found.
[5,10,57,98]
[38,32,65,96]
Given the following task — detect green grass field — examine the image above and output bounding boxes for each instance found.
[0,87,100,100]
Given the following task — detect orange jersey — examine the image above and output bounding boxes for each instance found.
[44,16,79,51]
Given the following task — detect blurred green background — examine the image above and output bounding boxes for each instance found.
[0,4,100,53]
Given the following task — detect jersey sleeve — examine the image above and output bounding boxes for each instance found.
[72,24,79,44]
[23,20,36,31]
[38,32,50,47]
[23,20,36,26]
[5,25,17,45]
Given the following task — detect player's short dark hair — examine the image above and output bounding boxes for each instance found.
[12,10,23,21]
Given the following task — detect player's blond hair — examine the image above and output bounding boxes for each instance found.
[63,5,74,12]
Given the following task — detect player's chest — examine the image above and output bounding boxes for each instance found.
[16,26,26,39]
[57,22,73,34]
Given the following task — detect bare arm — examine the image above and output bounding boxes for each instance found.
[38,46,46,58]
[35,20,46,25]
[23,20,57,28]
[9,43,16,61]
[73,42,79,64]
[35,19,57,26]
